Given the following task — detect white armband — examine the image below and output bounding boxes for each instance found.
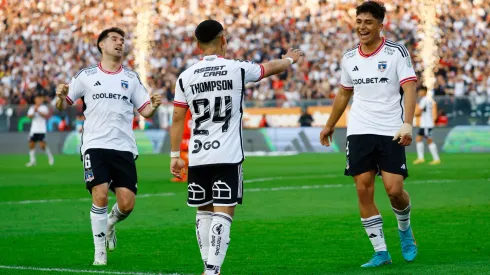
[170,151,180,158]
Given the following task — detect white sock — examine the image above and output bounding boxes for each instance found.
[206,212,233,274]
[392,203,411,231]
[416,142,424,160]
[90,204,108,252]
[361,215,387,252]
[428,143,440,161]
[29,149,36,163]
[107,204,129,231]
[45,146,54,161]
[196,211,213,269]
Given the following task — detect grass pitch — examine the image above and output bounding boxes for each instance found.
[0,153,489,275]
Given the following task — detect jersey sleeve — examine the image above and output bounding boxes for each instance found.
[132,79,151,113]
[397,48,418,86]
[340,57,354,90]
[66,76,85,105]
[27,106,35,116]
[173,77,189,109]
[238,60,265,83]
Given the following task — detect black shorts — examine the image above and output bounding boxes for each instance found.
[29,133,45,142]
[83,148,138,194]
[345,134,408,179]
[417,128,433,138]
[187,164,243,207]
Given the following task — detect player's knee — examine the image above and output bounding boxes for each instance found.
[39,143,46,150]
[386,185,404,200]
[117,199,134,214]
[427,138,433,144]
[416,136,423,142]
[92,185,109,206]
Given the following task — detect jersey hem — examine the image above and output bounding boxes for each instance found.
[257,64,265,81]
[188,158,244,168]
[174,101,189,108]
[400,76,418,85]
[66,96,74,105]
[346,132,397,138]
[137,101,150,112]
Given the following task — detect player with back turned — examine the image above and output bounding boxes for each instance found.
[55,27,162,266]
[320,1,418,267]
[170,20,303,275]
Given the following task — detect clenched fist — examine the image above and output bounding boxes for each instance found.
[56,84,69,99]
[150,93,163,109]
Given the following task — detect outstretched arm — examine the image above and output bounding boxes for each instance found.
[261,48,303,78]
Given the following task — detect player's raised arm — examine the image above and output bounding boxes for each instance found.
[261,48,303,78]
[55,84,69,111]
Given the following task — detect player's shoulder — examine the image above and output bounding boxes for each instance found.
[384,39,409,58]
[74,64,98,79]
[343,44,359,60]
[122,66,143,84]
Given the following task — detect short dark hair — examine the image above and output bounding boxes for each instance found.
[419,86,428,92]
[195,20,224,43]
[97,27,125,54]
[356,1,386,23]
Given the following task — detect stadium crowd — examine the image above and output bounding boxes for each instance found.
[0,0,489,116]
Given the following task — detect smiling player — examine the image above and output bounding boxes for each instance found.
[320,1,418,267]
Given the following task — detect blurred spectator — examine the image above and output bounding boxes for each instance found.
[259,114,269,128]
[0,0,488,125]
[298,109,314,127]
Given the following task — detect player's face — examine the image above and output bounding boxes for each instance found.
[101,32,125,58]
[356,13,383,45]
[34,96,43,105]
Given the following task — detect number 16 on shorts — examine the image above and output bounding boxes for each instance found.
[84,154,95,183]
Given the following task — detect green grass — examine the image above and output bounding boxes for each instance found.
[0,153,489,275]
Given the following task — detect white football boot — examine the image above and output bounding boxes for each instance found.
[93,250,107,265]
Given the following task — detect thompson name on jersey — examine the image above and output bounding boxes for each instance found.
[66,63,150,157]
[341,38,417,137]
[173,55,264,167]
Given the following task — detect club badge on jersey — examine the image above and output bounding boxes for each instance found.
[121,80,129,90]
[378,61,387,72]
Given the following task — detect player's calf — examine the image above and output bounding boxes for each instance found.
[107,188,135,252]
[90,184,109,264]
[205,206,234,275]
[196,208,213,270]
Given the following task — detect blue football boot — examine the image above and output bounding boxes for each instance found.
[399,225,418,261]
[360,251,392,267]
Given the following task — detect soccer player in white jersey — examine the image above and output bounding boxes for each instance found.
[413,86,441,165]
[26,93,54,167]
[55,27,162,266]
[319,1,418,267]
[169,20,303,275]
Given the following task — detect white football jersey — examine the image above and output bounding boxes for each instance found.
[418,96,435,128]
[28,105,49,134]
[174,55,264,167]
[66,63,150,157]
[340,38,417,137]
